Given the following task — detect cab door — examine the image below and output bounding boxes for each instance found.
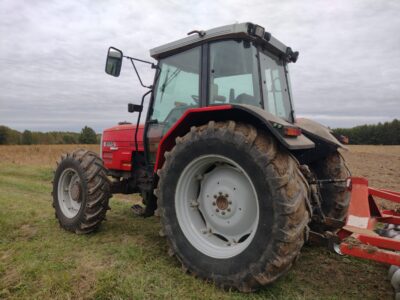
[145,46,202,164]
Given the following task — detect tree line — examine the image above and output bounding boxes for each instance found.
[332,119,400,145]
[0,125,100,145]
[1,119,399,145]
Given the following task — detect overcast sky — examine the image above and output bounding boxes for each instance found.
[0,0,399,132]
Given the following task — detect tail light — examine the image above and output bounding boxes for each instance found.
[272,122,302,137]
[283,126,302,137]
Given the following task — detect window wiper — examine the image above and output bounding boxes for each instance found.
[160,68,181,102]
[160,69,170,93]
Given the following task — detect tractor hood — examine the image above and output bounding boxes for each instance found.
[101,124,144,171]
[102,123,144,150]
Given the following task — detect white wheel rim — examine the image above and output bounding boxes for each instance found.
[175,155,260,259]
[57,168,82,218]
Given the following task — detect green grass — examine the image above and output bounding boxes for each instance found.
[0,163,393,299]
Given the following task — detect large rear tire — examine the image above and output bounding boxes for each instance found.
[310,152,350,225]
[156,121,310,291]
[52,149,111,234]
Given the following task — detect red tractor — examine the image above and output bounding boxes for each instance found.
[52,23,400,292]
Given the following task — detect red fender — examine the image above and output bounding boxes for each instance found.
[154,105,232,171]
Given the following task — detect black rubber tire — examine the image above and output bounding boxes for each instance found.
[156,121,310,292]
[310,152,350,223]
[52,149,111,234]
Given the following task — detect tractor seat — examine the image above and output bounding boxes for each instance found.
[234,93,259,106]
[210,83,226,103]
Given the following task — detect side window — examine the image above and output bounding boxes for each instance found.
[209,40,261,107]
[151,47,201,128]
[260,52,292,120]
[264,69,285,117]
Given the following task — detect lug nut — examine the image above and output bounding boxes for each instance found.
[225,194,229,198]
[216,209,219,212]
[213,195,217,199]
[227,208,231,212]
[219,192,222,195]
[228,201,232,204]
[212,201,216,206]
[222,211,225,215]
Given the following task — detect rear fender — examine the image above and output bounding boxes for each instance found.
[296,118,347,149]
[154,104,315,171]
[291,118,348,165]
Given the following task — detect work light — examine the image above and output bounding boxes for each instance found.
[248,23,265,38]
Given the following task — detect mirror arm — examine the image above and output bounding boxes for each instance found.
[124,56,155,67]
[128,58,153,89]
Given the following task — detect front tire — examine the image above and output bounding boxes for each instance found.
[157,121,310,291]
[52,149,111,234]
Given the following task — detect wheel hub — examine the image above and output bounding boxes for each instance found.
[70,181,81,202]
[175,154,259,259]
[57,168,83,218]
[215,194,229,210]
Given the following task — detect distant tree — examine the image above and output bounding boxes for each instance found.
[21,130,33,145]
[333,119,400,145]
[79,126,97,144]
[8,130,21,144]
[0,126,7,144]
[0,125,21,144]
[63,134,77,144]
[96,134,102,144]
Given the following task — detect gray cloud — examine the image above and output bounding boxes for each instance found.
[0,0,399,132]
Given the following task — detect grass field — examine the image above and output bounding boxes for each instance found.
[1,145,399,299]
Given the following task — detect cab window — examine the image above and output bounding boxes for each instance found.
[259,51,292,121]
[151,47,201,131]
[209,40,261,107]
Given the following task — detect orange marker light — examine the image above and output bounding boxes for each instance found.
[283,126,302,137]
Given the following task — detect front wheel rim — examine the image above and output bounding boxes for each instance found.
[57,168,83,218]
[175,154,260,259]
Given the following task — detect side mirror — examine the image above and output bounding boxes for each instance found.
[128,103,143,113]
[105,47,123,77]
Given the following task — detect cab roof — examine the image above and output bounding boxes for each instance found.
[149,22,297,62]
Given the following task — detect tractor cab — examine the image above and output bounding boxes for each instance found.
[104,23,304,167]
[147,22,298,133]
[150,38,294,130]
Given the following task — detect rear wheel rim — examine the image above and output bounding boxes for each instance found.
[57,168,82,218]
[175,154,259,259]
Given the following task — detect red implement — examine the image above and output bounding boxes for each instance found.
[338,177,400,266]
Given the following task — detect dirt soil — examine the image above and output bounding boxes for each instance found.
[341,145,400,210]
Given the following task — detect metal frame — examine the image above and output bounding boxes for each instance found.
[149,23,292,60]
[200,43,209,108]
[338,177,400,266]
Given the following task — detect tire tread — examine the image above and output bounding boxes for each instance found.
[157,121,310,291]
[52,149,111,234]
